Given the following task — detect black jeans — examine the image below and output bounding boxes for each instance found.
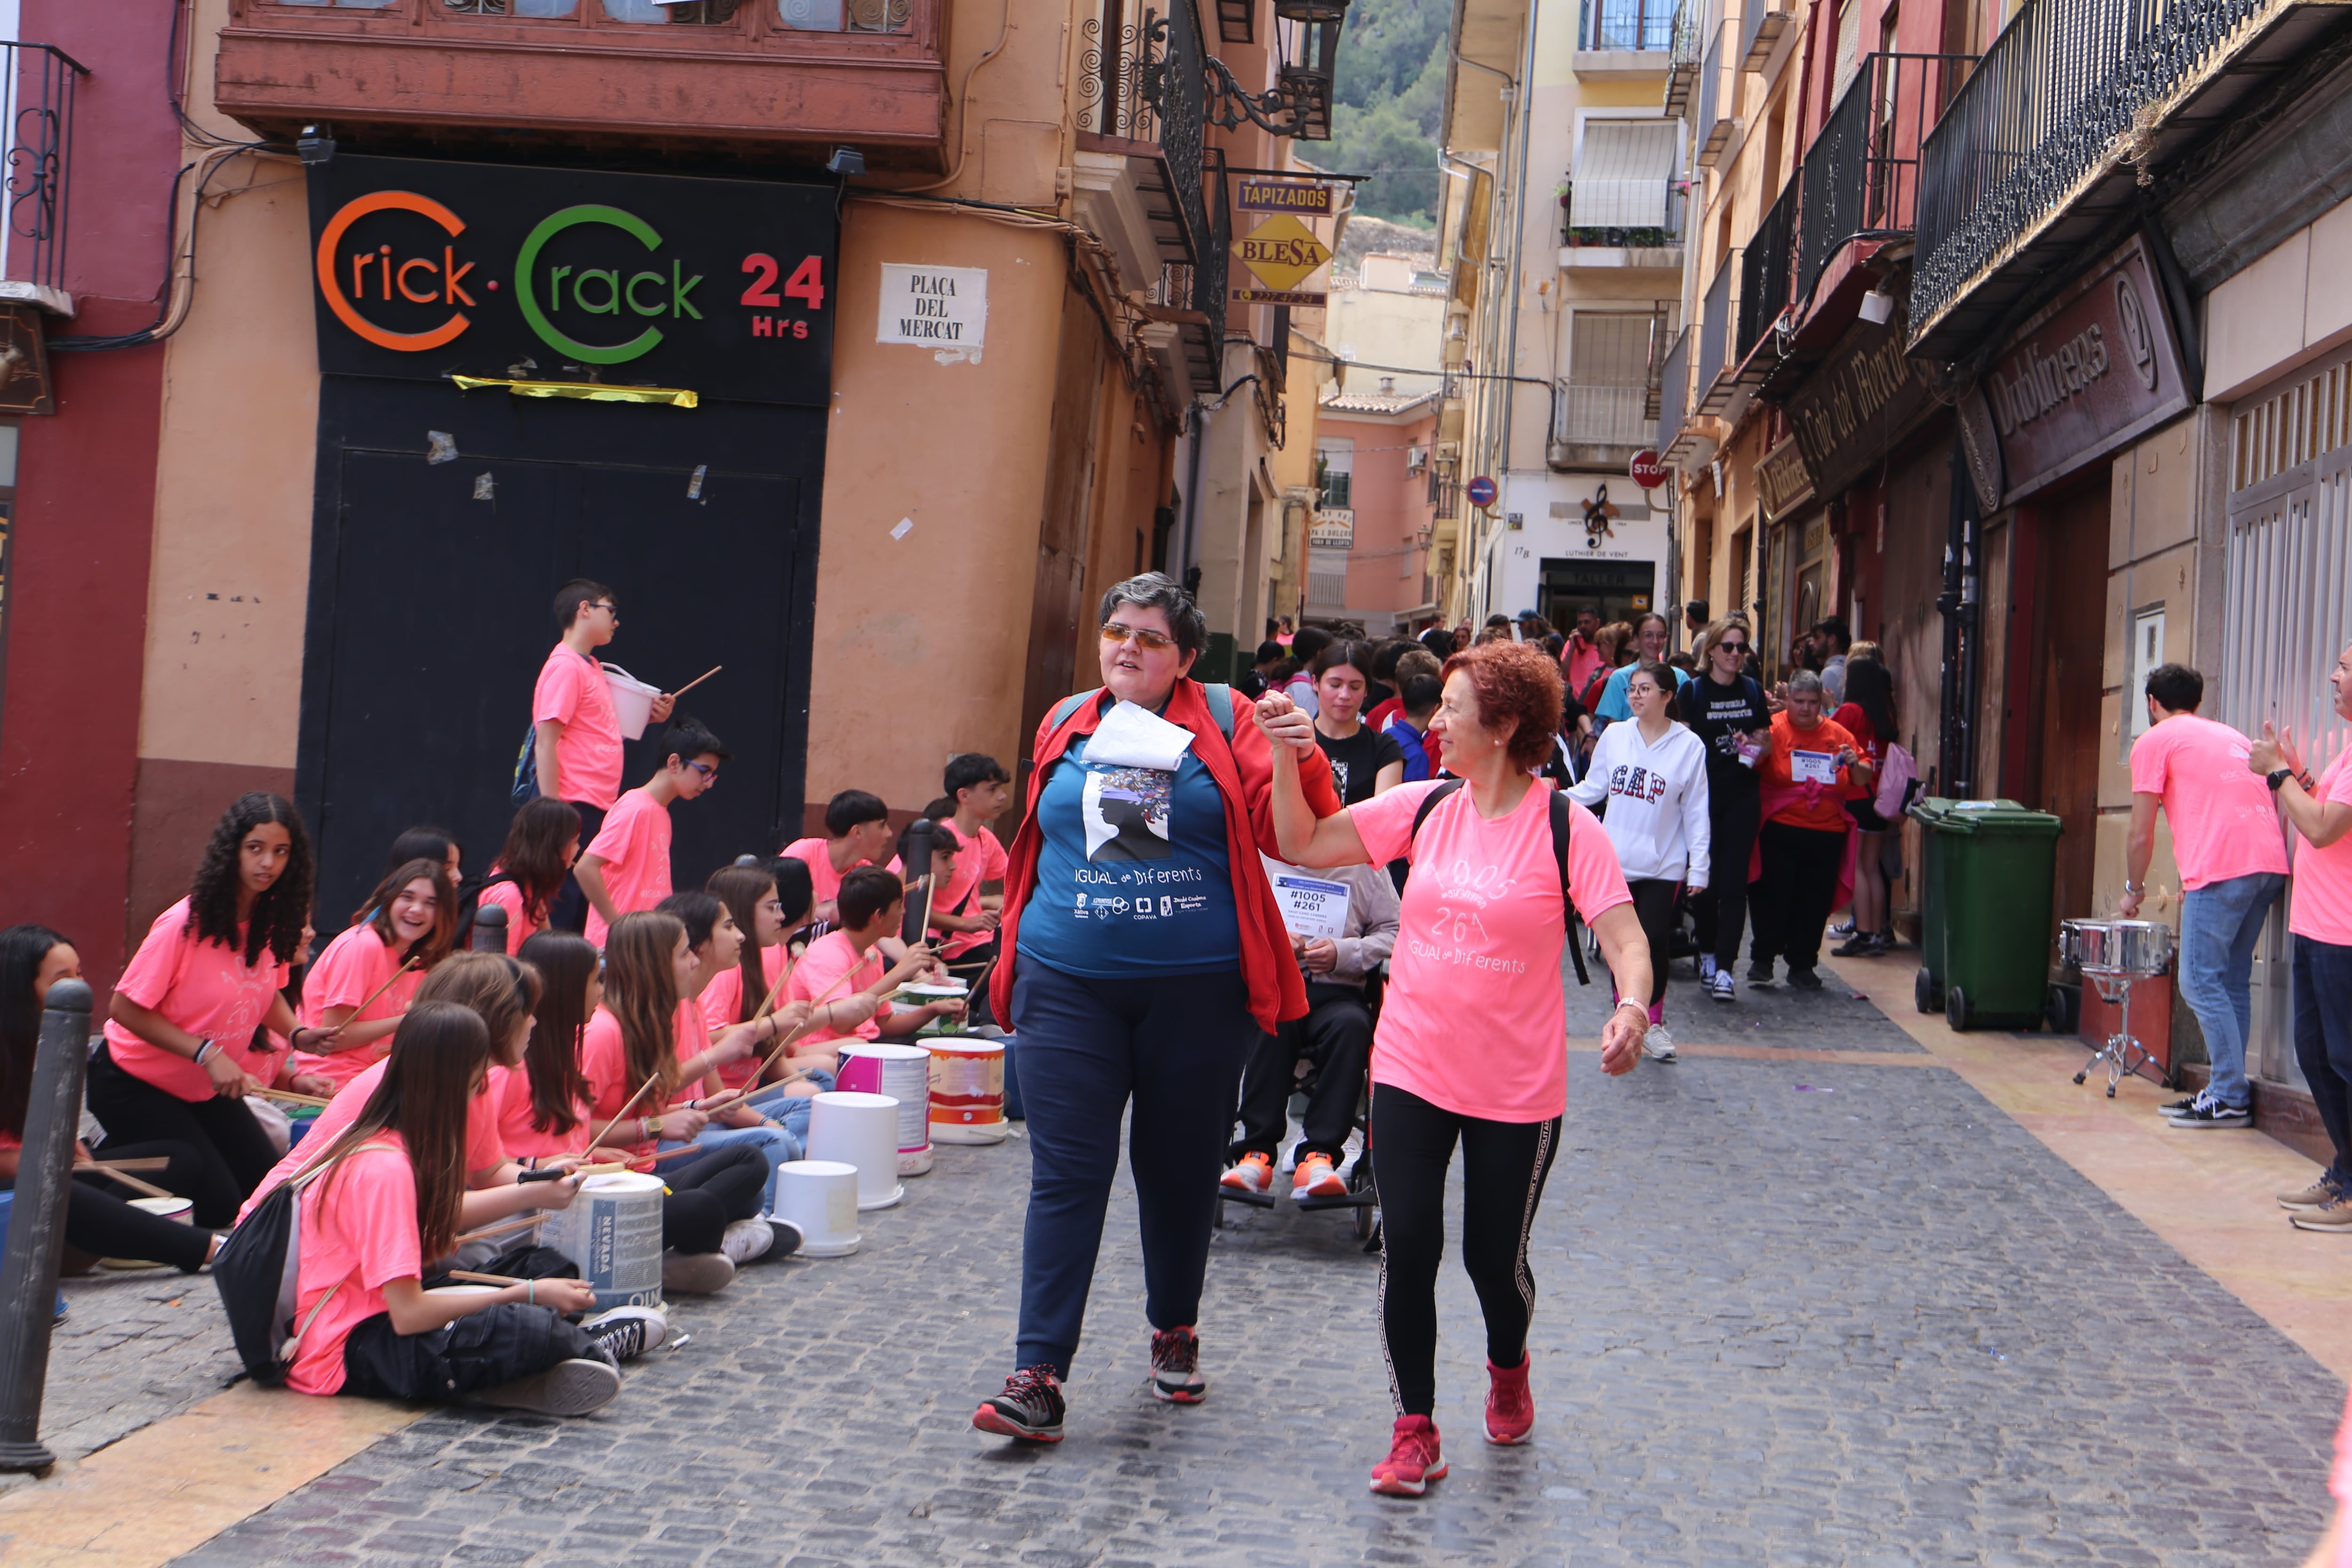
[1230,979,1372,1164]
[86,1046,279,1227]
[1624,879,1679,1012]
[339,1302,600,1401]
[661,1143,768,1254]
[1693,786,1763,970]
[1371,1083,1561,1418]
[1750,820,1847,974]
[1010,961,1257,1377]
[0,1140,214,1273]
[2293,936,2352,1187]
[547,800,607,934]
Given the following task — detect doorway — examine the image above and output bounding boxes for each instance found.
[2026,480,2107,931]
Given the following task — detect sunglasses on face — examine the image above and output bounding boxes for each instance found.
[1101,623,1179,652]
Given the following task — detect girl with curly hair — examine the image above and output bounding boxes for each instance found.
[90,793,331,1223]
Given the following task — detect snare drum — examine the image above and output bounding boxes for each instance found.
[2063,917,2173,977]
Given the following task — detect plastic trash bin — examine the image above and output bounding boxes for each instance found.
[1907,796,2062,1031]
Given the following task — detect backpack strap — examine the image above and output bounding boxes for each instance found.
[1549,790,1592,987]
[1046,688,1102,734]
[1408,778,1466,841]
[1200,682,1236,742]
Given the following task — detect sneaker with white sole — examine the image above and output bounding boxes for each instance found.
[756,1216,804,1260]
[1698,954,1719,984]
[661,1250,736,1295]
[2280,1176,2341,1211]
[2168,1096,2251,1130]
[721,1218,775,1263]
[1710,971,1736,1005]
[582,1305,667,1361]
[1642,1025,1677,1061]
[1149,1325,1206,1403]
[2291,1192,2352,1232]
[1221,1151,1274,1193]
[1293,1151,1346,1200]
[2158,1095,2201,1118]
[972,1366,1065,1441]
[476,1358,621,1417]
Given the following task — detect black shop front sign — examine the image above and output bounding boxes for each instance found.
[306,155,838,407]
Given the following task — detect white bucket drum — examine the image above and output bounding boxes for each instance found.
[837,1043,935,1175]
[805,1090,904,1210]
[424,1282,502,1299]
[599,663,661,741]
[771,1160,862,1257]
[928,1038,1008,1145]
[129,1195,194,1224]
[549,1171,666,1309]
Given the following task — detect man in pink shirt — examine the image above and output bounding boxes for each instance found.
[1561,604,1605,696]
[577,719,728,947]
[2249,642,2352,1228]
[2122,663,2291,1128]
[780,789,893,926]
[532,579,675,933]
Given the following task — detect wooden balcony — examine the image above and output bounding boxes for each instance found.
[214,0,946,159]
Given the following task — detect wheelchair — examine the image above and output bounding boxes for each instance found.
[1215,971,1382,1250]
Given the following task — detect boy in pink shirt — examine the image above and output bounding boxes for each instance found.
[2124,664,2290,1127]
[934,755,1012,961]
[787,867,964,1066]
[532,579,675,934]
[780,789,893,926]
[578,719,729,947]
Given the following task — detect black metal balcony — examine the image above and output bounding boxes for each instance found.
[1793,52,1970,310]
[1656,326,1689,453]
[1737,175,1796,361]
[1693,252,1734,407]
[1909,0,2339,357]
[1663,0,1702,114]
[2,43,86,300]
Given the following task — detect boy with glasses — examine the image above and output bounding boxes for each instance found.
[576,719,730,947]
[1677,618,1774,1002]
[532,579,676,932]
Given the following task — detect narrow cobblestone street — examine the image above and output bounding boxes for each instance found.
[71,960,2335,1568]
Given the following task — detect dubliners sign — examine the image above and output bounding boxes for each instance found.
[306,155,838,406]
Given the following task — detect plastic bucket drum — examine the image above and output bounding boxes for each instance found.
[772,1160,861,1257]
[600,663,661,741]
[928,1039,1008,1145]
[425,1283,501,1299]
[549,1171,666,1309]
[129,1196,194,1224]
[837,1043,934,1174]
[805,1091,903,1210]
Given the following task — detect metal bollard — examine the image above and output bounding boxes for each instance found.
[0,978,93,1472]
[470,903,509,953]
[898,820,934,947]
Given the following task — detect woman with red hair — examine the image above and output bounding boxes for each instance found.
[1257,639,1654,1497]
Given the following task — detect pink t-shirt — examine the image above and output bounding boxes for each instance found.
[582,788,672,948]
[103,898,291,1102]
[2290,748,2352,946]
[477,876,547,955]
[286,1135,420,1397]
[935,827,1008,959]
[243,1057,507,1218]
[2129,714,2290,889]
[489,1062,590,1161]
[787,930,891,1045]
[701,946,787,1089]
[580,1007,671,1158]
[1350,780,1632,1122]
[780,838,862,909]
[532,644,625,811]
[288,925,423,1090]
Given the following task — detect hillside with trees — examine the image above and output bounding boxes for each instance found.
[1323,0,1446,226]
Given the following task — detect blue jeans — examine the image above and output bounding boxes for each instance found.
[2292,937,2352,1187]
[2177,871,2286,1109]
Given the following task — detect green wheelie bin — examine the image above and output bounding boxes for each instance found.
[1906,797,2062,1031]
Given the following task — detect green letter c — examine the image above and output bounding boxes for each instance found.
[516,205,664,363]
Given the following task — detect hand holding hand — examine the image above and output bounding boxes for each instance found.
[1254,690,1318,756]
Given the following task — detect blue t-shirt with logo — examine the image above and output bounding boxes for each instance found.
[1017,731,1240,977]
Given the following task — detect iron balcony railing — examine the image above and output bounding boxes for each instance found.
[1695,252,1734,391]
[1911,0,2277,341]
[1561,179,1684,247]
[1664,0,1704,115]
[1737,175,1797,361]
[1553,382,1654,449]
[1739,0,1787,69]
[0,43,86,296]
[1793,52,1971,310]
[1656,326,1690,452]
[1584,0,1675,51]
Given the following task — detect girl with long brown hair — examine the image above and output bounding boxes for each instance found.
[282,1000,632,1415]
[477,797,584,953]
[286,859,458,1093]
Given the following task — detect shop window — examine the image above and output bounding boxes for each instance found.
[1315,438,1353,510]
[778,0,912,32]
[606,0,740,21]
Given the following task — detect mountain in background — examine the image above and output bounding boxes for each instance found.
[1321,0,1446,226]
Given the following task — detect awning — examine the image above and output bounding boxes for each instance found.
[1570,121,1678,230]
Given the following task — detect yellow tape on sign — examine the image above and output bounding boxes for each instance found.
[450,375,699,408]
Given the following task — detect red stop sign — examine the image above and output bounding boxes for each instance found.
[1629,450,1667,489]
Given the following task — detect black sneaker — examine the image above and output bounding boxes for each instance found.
[1748,960,1775,984]
[1832,934,1875,957]
[973,1366,1065,1442]
[583,1305,668,1363]
[1150,1325,1207,1404]
[2158,1095,2201,1118]
[2168,1097,2251,1130]
[1787,967,1824,990]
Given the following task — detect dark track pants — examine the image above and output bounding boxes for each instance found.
[1230,980,1372,1164]
[1749,820,1848,974]
[340,1303,600,1401]
[86,1046,279,1228]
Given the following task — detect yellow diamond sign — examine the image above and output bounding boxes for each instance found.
[1231,215,1331,292]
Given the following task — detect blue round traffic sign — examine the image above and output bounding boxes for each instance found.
[1466,475,1498,508]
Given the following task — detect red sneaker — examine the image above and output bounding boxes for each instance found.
[1369,1415,1447,1496]
[1485,1353,1534,1444]
[1292,1151,1346,1199]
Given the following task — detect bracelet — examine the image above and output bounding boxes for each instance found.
[1613,999,1649,1022]
[527,1279,536,1306]
[192,1039,217,1066]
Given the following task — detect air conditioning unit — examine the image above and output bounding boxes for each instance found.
[1407,446,1429,475]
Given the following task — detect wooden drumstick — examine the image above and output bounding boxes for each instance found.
[446,1269,529,1287]
[87,1165,174,1200]
[734,961,867,1091]
[750,944,801,1022]
[320,957,420,1039]
[670,664,721,700]
[453,1212,545,1247]
[584,1071,666,1155]
[255,1088,333,1109]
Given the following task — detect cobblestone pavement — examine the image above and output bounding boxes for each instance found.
[30,1241,244,1467]
[132,958,2348,1565]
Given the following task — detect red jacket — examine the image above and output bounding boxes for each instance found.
[992,680,1341,1033]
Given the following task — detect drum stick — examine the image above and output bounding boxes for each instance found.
[584,1072,666,1154]
[87,1165,174,1200]
[255,1088,333,1109]
[83,1157,169,1172]
[323,957,420,1037]
[454,1212,544,1247]
[738,961,867,1088]
[750,944,800,1022]
[446,1269,529,1287]
[671,664,722,700]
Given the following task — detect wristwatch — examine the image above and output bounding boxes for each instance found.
[2269,768,2296,792]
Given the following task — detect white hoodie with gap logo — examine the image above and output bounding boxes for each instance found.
[1566,719,1713,887]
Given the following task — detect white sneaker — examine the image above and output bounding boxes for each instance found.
[1709,971,1736,1004]
[1642,1026,1677,1061]
[661,1250,735,1295]
[1698,954,1719,984]
[721,1218,775,1264]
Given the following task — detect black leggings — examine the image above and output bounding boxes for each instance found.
[1372,1083,1561,1418]
[1750,820,1848,973]
[1624,879,1678,1012]
[85,1047,279,1228]
[1,1140,215,1273]
[661,1143,767,1254]
[1693,787,1762,970]
[339,1302,600,1401]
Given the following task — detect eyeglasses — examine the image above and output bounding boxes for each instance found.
[1101,623,1179,652]
[1714,641,1748,654]
[686,760,719,784]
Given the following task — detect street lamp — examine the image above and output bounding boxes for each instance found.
[1197,0,1348,140]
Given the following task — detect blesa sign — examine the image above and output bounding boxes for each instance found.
[307,156,838,407]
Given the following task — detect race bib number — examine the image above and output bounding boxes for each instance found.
[1791,749,1837,785]
[1270,874,1350,940]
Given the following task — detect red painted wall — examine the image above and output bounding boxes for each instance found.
[0,3,180,997]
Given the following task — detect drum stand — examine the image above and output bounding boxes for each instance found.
[2073,970,2158,1098]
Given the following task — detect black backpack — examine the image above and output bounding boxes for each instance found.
[212,1144,386,1385]
[1406,780,1591,986]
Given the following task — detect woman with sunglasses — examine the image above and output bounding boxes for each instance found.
[1677,617,1775,1004]
[970,573,1342,1446]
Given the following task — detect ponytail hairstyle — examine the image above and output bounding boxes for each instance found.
[496,798,583,927]
[515,931,597,1136]
[187,793,315,967]
[707,865,781,1026]
[0,924,72,1140]
[309,1000,488,1262]
[413,951,542,1070]
[351,858,459,970]
[603,911,687,1093]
